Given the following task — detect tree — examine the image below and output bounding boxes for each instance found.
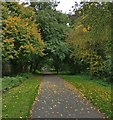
[2,2,45,73]
[67,2,111,79]
[31,2,71,73]
[30,0,59,11]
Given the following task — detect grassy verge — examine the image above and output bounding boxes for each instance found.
[1,73,32,92]
[61,75,112,118]
[2,74,40,118]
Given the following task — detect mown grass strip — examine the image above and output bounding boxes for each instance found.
[61,75,112,118]
[2,74,40,118]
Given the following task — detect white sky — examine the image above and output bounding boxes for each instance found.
[56,0,80,14]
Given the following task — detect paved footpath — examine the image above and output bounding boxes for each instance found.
[31,75,105,118]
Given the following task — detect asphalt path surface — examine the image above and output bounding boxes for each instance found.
[31,74,105,118]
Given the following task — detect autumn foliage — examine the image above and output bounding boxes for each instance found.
[2,2,44,73]
[67,2,111,80]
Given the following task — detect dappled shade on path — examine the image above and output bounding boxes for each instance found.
[31,75,105,118]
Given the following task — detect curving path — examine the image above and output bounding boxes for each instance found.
[31,74,105,118]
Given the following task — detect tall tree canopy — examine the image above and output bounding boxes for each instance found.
[67,2,112,79]
[2,2,45,73]
[30,2,71,73]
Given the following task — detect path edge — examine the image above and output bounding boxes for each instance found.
[29,76,43,119]
[59,75,107,119]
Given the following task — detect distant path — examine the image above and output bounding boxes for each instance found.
[31,74,105,118]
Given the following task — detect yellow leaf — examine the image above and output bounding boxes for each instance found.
[83,28,87,32]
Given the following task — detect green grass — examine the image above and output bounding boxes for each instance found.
[61,75,112,118]
[1,73,32,92]
[2,74,40,118]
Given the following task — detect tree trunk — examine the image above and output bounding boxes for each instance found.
[56,68,59,74]
[30,62,33,72]
[33,62,39,73]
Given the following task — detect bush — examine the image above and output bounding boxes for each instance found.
[2,73,32,92]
